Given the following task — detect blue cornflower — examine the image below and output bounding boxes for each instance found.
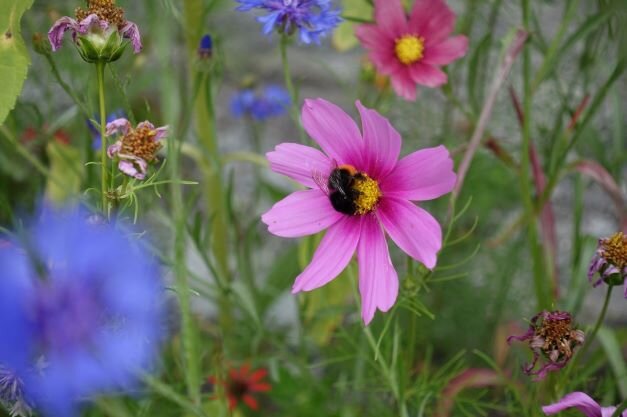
[235,0,342,44]
[198,34,213,59]
[0,206,165,417]
[230,85,291,121]
[88,110,126,150]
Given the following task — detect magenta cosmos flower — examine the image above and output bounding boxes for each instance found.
[106,119,168,180]
[543,392,626,417]
[48,0,141,63]
[355,0,468,101]
[261,98,456,324]
[588,232,627,297]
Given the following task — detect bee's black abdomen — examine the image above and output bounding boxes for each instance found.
[329,192,357,215]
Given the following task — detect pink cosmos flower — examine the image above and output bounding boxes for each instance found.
[355,0,468,101]
[261,98,456,324]
[543,391,627,417]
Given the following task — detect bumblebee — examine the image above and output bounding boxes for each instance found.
[326,165,364,215]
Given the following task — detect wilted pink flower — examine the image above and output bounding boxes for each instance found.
[262,98,456,324]
[543,391,626,417]
[106,119,168,180]
[355,0,468,101]
[48,0,141,62]
[588,232,627,298]
[507,310,584,381]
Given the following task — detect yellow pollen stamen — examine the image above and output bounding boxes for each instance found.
[395,34,425,65]
[353,175,381,215]
[601,232,627,269]
[121,127,162,162]
[76,0,126,27]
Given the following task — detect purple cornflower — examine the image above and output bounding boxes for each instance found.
[543,391,627,417]
[231,85,291,121]
[106,119,168,180]
[588,232,627,298]
[0,206,165,417]
[235,0,342,44]
[0,365,31,417]
[88,110,126,150]
[48,0,141,63]
[198,34,213,59]
[507,310,585,381]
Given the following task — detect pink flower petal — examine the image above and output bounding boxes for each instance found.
[292,216,362,292]
[136,121,156,131]
[118,159,146,180]
[356,101,401,179]
[358,216,399,324]
[120,21,142,53]
[423,36,469,66]
[373,0,408,38]
[153,126,169,141]
[106,118,132,136]
[409,63,448,87]
[48,16,79,51]
[301,99,363,166]
[267,143,332,188]
[261,190,343,238]
[377,197,442,269]
[381,145,456,201]
[354,24,390,51]
[390,71,417,101]
[542,392,603,417]
[107,141,122,158]
[601,408,621,417]
[77,14,109,35]
[409,0,456,45]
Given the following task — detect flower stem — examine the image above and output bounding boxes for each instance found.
[581,284,614,358]
[279,34,306,142]
[96,61,108,215]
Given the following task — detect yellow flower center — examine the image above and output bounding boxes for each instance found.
[353,174,381,215]
[76,0,126,27]
[601,232,627,269]
[395,34,425,65]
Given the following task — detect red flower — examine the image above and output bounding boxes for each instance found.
[208,364,271,411]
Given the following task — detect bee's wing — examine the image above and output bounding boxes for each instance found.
[312,170,330,195]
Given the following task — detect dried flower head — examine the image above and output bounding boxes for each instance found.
[588,232,627,298]
[507,311,584,381]
[48,0,142,63]
[106,119,168,180]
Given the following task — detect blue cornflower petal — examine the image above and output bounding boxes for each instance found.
[236,0,342,44]
[0,205,165,417]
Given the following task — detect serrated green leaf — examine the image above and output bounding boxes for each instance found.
[0,0,34,125]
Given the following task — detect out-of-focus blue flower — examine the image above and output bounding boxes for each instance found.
[235,0,342,44]
[198,34,213,59]
[89,110,126,150]
[230,85,291,121]
[0,206,165,417]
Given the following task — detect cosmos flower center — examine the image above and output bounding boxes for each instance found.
[600,232,627,269]
[75,0,126,28]
[121,126,162,162]
[353,174,381,215]
[395,34,425,65]
[534,313,584,360]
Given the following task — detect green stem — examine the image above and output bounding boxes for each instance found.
[279,34,306,141]
[96,61,108,215]
[581,285,614,359]
[520,0,551,309]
